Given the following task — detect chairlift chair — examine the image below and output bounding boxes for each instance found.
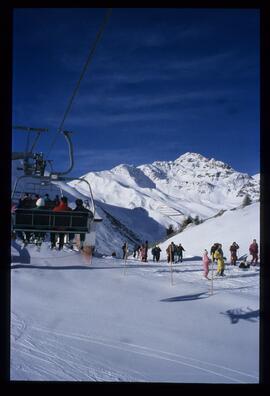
[11,128,101,246]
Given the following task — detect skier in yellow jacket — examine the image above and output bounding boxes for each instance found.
[214,244,225,276]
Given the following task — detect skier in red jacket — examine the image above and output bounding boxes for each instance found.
[249,239,259,265]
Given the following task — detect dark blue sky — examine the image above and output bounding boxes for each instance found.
[12,8,260,177]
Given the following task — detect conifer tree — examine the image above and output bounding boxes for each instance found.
[242,194,252,207]
[166,224,174,236]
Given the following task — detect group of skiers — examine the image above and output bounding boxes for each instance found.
[129,241,149,262]
[128,241,185,263]
[165,242,185,263]
[13,193,92,251]
[121,241,185,264]
[203,243,226,279]
[202,239,259,279]
[120,238,259,281]
[123,241,161,262]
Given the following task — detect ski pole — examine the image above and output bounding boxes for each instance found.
[89,245,93,265]
[210,260,213,295]
[170,246,174,286]
[170,260,174,286]
[124,244,128,275]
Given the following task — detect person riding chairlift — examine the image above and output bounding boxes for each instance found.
[50,196,72,250]
[69,199,92,250]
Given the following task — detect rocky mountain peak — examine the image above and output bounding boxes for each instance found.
[75,152,259,235]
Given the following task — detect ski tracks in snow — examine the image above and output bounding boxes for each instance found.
[11,312,27,342]
[10,258,259,382]
[11,318,259,383]
[11,315,142,382]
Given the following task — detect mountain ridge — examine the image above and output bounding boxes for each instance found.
[69,152,259,254]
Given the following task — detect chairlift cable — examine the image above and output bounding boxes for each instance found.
[29,131,42,153]
[46,8,112,159]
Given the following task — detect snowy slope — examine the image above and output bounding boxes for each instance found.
[11,202,260,382]
[157,202,260,262]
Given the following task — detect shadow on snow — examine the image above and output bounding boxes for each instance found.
[160,292,209,302]
[181,256,202,262]
[155,268,200,274]
[10,263,171,270]
[11,240,31,264]
[220,307,260,324]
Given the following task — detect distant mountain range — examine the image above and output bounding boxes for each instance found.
[70,152,260,255]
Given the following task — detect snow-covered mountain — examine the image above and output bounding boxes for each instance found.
[252,173,260,182]
[69,153,259,254]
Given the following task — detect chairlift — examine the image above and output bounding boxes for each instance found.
[11,128,100,245]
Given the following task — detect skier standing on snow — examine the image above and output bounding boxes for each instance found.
[202,249,211,279]
[138,244,143,260]
[140,244,147,262]
[229,242,239,265]
[249,239,259,265]
[133,244,140,258]
[210,242,219,262]
[176,243,185,262]
[151,246,156,261]
[166,242,175,263]
[155,245,161,262]
[151,245,161,262]
[214,243,225,276]
[144,240,149,262]
[122,242,128,260]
